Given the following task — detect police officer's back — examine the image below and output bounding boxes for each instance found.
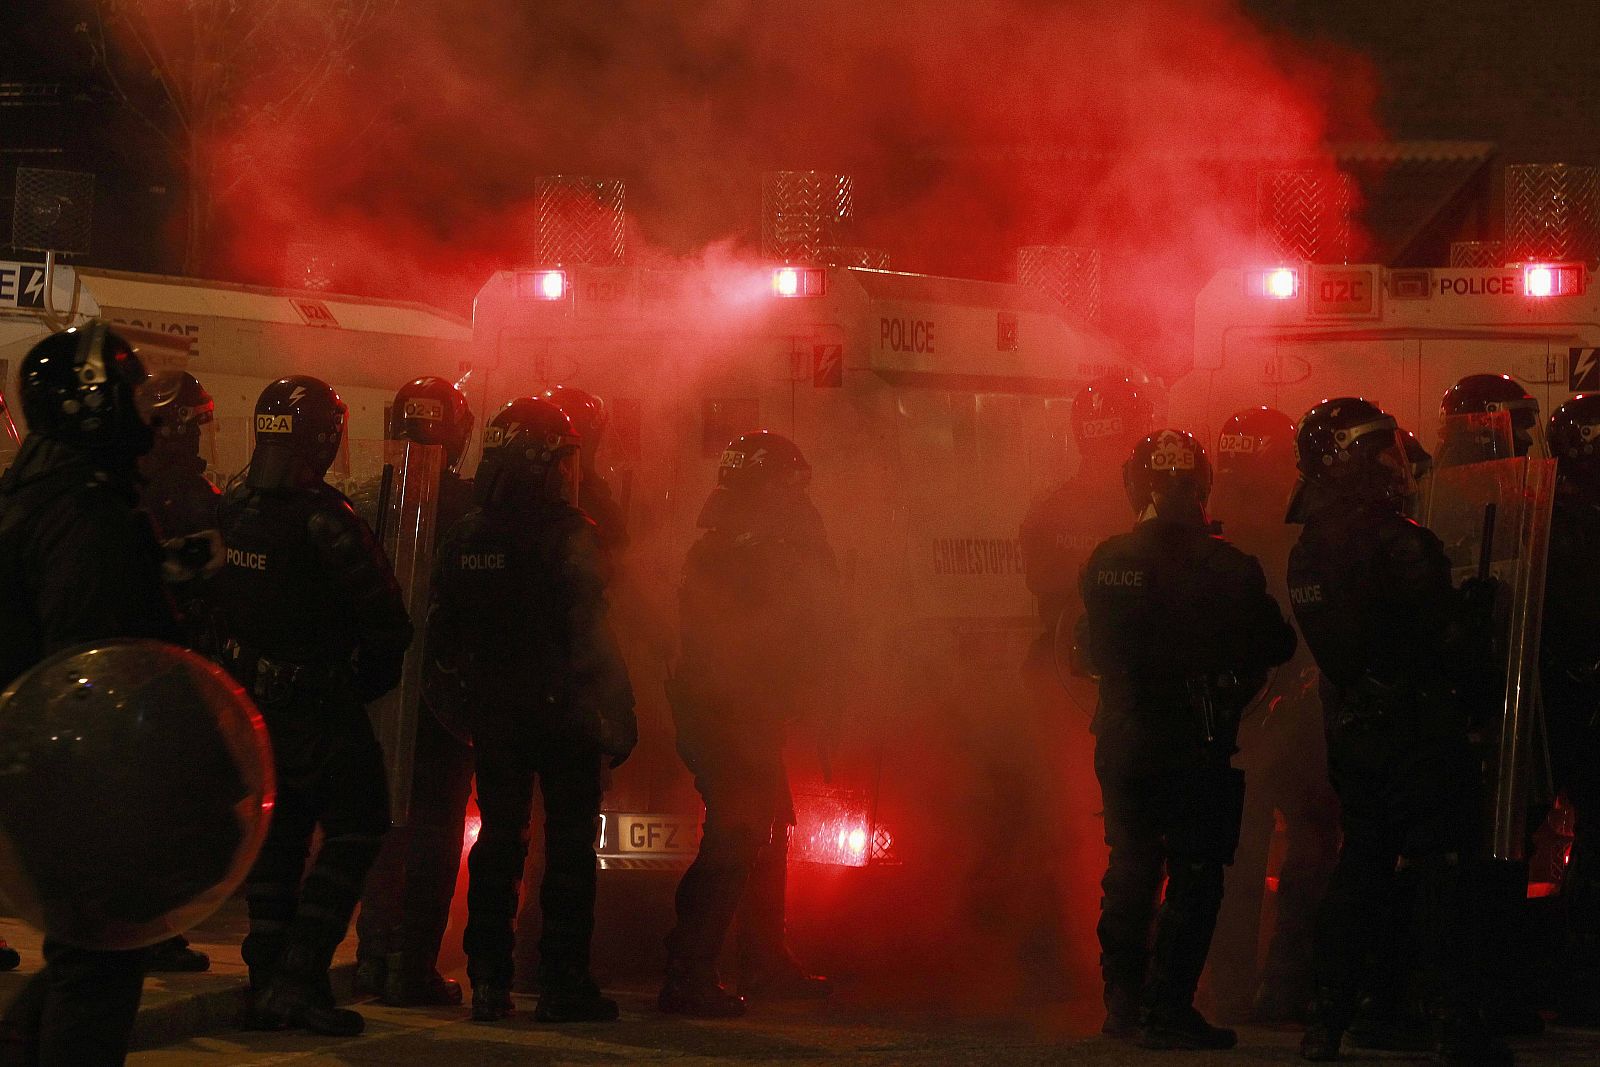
[1286,398,1509,1066]
[1081,429,1295,1050]
[213,375,411,1037]
[0,323,180,1064]
[430,397,635,1024]
[660,431,840,1019]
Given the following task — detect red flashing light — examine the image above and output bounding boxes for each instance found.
[1246,267,1300,300]
[772,266,826,298]
[1265,268,1298,299]
[518,269,568,301]
[1523,262,1585,298]
[537,269,567,300]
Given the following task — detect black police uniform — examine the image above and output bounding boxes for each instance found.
[1288,500,1490,1048]
[0,433,181,1065]
[511,462,630,992]
[1082,516,1296,1035]
[1542,481,1600,1016]
[213,477,412,1014]
[1207,506,1338,1021]
[663,493,840,998]
[141,449,220,540]
[430,496,635,1004]
[355,470,477,999]
[580,468,629,556]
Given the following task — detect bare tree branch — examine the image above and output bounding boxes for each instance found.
[82,0,398,272]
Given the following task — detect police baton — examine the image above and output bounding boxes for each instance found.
[1478,502,1497,582]
[374,462,395,544]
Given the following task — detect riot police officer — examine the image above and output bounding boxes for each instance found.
[1207,408,1338,1025]
[1286,398,1509,1064]
[1436,374,1541,467]
[213,376,412,1037]
[429,397,635,1024]
[135,369,221,976]
[355,375,478,1008]
[1542,393,1600,1024]
[543,385,628,552]
[1082,428,1296,1050]
[139,370,220,538]
[1021,376,1156,692]
[660,431,840,1018]
[0,323,181,1064]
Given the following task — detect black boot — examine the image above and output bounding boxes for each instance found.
[248,944,365,1037]
[251,983,365,1037]
[471,984,515,1022]
[353,956,387,998]
[148,936,210,973]
[1301,990,1356,1062]
[535,975,619,1023]
[659,960,746,1018]
[1102,983,1143,1039]
[1140,1005,1236,1050]
[381,952,462,1007]
[1433,1010,1514,1066]
[739,952,831,1001]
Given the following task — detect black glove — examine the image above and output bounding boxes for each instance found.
[1458,575,1500,620]
[598,713,638,769]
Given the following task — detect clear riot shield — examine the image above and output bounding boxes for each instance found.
[1425,449,1557,861]
[361,440,444,826]
[0,393,18,476]
[1432,409,1515,471]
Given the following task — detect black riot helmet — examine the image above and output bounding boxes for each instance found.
[541,386,607,450]
[1438,373,1540,462]
[389,376,473,471]
[1549,393,1600,491]
[473,396,580,510]
[1287,397,1415,521]
[1215,407,1296,482]
[716,430,811,491]
[700,430,822,535]
[20,322,154,456]
[1072,377,1156,467]
[148,371,214,440]
[246,376,347,489]
[1123,429,1212,520]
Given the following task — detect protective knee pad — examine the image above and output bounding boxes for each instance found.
[1167,859,1226,909]
[1101,843,1165,903]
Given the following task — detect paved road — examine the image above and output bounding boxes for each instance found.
[129,989,1600,1065]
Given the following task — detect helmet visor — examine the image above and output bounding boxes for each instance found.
[558,449,581,505]
[132,376,163,429]
[1493,397,1546,458]
[1369,427,1417,502]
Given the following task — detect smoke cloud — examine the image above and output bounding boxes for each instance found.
[169,0,1380,355]
[104,0,1382,1021]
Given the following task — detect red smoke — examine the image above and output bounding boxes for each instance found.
[103,0,1384,1019]
[157,0,1381,354]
